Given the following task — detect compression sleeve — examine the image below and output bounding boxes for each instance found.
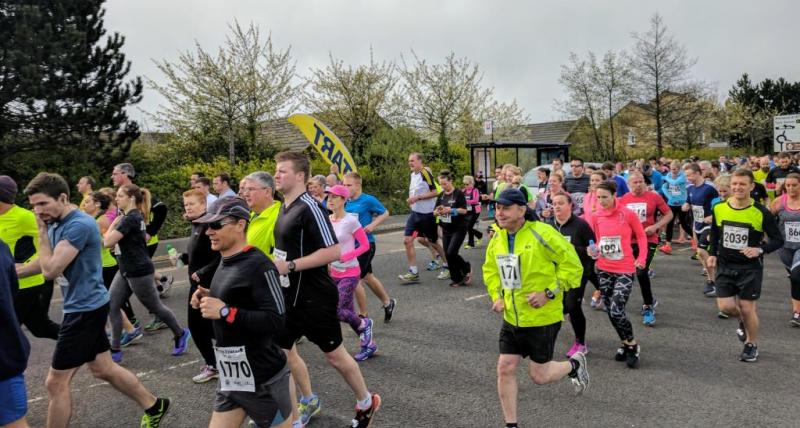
[341,228,369,262]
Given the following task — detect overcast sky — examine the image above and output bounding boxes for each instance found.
[104,0,798,131]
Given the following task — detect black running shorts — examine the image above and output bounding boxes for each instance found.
[498,321,561,364]
[276,287,343,353]
[357,242,377,279]
[214,367,292,427]
[52,303,111,370]
[404,211,439,242]
[715,266,763,301]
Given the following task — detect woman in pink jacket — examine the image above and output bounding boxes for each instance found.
[582,171,607,309]
[588,181,648,369]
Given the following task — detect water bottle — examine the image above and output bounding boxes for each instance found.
[166,244,184,267]
[588,239,599,260]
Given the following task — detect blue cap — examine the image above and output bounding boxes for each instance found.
[492,188,528,206]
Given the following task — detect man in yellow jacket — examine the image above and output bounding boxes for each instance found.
[483,188,589,428]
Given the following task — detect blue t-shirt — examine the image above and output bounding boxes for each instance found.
[345,193,387,243]
[661,173,688,206]
[650,171,663,195]
[686,183,719,234]
[613,175,629,197]
[47,210,109,313]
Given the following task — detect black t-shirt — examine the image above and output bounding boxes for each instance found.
[565,174,590,194]
[751,183,768,205]
[435,189,467,232]
[115,210,155,277]
[185,221,220,288]
[274,193,339,302]
[210,247,286,384]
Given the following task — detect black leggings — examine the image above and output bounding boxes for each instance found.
[666,205,693,242]
[188,284,216,367]
[102,265,136,323]
[466,211,483,246]
[442,227,470,283]
[633,244,658,306]
[563,270,591,344]
[779,248,800,301]
[13,281,60,340]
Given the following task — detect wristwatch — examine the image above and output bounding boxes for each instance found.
[219,305,230,319]
[288,260,296,272]
[544,288,556,300]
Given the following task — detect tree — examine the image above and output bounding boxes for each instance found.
[0,0,142,170]
[726,73,798,152]
[149,21,302,165]
[398,52,491,167]
[631,13,696,156]
[590,50,635,160]
[304,50,400,164]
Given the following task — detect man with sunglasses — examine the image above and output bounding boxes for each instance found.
[565,158,590,215]
[241,172,281,259]
[190,197,291,427]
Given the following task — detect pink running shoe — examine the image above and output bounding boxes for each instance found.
[566,341,588,358]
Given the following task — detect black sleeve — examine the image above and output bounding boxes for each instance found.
[576,219,596,253]
[766,169,776,184]
[454,190,467,209]
[196,253,221,283]
[709,210,720,257]
[232,268,284,334]
[305,202,338,249]
[760,205,784,254]
[115,215,136,236]
[13,236,35,264]
[146,201,168,237]
[754,184,768,205]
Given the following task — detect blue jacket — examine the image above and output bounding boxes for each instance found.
[661,172,688,206]
[0,241,30,380]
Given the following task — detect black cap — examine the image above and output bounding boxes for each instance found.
[193,197,251,224]
[492,188,527,206]
[0,176,17,204]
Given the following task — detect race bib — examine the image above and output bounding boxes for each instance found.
[466,204,472,211]
[272,249,290,288]
[439,213,452,223]
[692,205,705,224]
[496,254,521,290]
[722,225,749,250]
[572,193,586,208]
[626,203,648,223]
[668,185,681,196]
[786,222,800,243]
[598,236,623,260]
[214,346,255,392]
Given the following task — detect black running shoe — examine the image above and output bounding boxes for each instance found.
[703,281,716,297]
[351,393,381,428]
[614,346,626,362]
[384,299,397,323]
[790,312,800,327]
[625,344,640,369]
[736,321,746,342]
[740,343,758,362]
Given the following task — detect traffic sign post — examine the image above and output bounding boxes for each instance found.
[774,114,800,152]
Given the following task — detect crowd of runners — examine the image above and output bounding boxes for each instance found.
[1,149,798,427]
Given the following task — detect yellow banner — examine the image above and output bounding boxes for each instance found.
[287,114,357,178]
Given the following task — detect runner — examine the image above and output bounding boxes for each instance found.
[588,181,648,368]
[535,173,576,221]
[342,172,397,323]
[565,158,590,215]
[770,173,800,326]
[193,177,218,207]
[463,175,484,248]
[242,172,281,259]
[434,171,471,287]
[398,153,447,284]
[307,175,327,205]
[602,162,629,197]
[1,175,61,340]
[182,189,222,383]
[103,184,191,362]
[707,169,783,362]
[326,184,378,361]
[189,197,292,428]
[23,172,171,428]
[619,172,673,326]
[548,192,596,356]
[212,172,237,199]
[682,163,719,297]
[581,171,607,310]
[76,176,95,212]
[271,151,380,428]
[0,240,31,428]
[766,152,800,197]
[483,188,589,427]
[660,161,691,254]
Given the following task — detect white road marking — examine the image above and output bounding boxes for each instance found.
[465,293,488,301]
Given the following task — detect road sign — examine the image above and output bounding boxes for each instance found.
[774,114,800,152]
[483,120,493,136]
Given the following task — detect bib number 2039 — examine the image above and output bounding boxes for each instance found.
[214,346,255,392]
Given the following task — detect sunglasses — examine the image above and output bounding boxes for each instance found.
[208,219,238,230]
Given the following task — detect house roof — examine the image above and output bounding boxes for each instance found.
[472,119,581,146]
[261,117,309,152]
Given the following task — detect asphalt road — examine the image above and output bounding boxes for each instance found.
[22,223,800,427]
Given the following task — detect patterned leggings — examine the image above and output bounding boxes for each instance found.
[335,276,362,333]
[598,270,636,342]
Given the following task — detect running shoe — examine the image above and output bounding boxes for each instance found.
[354,342,378,361]
[158,275,174,298]
[192,365,219,384]
[351,393,381,428]
[736,321,747,342]
[120,325,143,347]
[701,268,708,276]
[642,306,656,326]
[463,264,473,285]
[463,244,473,249]
[640,298,659,315]
[383,299,397,323]
[740,342,758,362]
[569,351,590,395]
[111,349,123,363]
[145,318,168,332]
[625,344,640,369]
[791,312,800,327]
[703,281,716,297]
[590,290,602,309]
[475,239,482,246]
[718,311,730,319]
[658,243,672,254]
[358,318,374,348]
[298,394,321,425]
[172,328,191,356]
[436,269,451,280]
[649,269,655,278]
[425,260,441,271]
[614,346,626,362]
[398,271,420,284]
[141,398,171,428]
[566,341,588,358]
[690,253,699,261]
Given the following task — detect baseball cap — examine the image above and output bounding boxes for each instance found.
[193,197,251,224]
[0,176,17,204]
[492,188,527,206]
[325,184,349,199]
